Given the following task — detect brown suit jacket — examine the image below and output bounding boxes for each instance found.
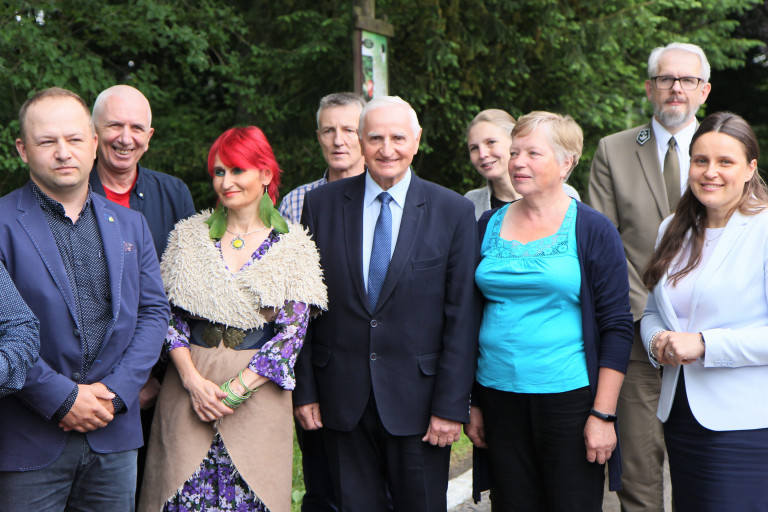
[588,122,675,360]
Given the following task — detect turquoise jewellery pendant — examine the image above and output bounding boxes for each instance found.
[226,226,268,250]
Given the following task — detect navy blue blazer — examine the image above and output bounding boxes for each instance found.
[294,172,482,436]
[89,164,196,259]
[0,184,170,471]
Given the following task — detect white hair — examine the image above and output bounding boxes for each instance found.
[359,96,421,137]
[647,42,710,83]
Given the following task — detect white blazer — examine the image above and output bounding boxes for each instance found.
[641,210,768,430]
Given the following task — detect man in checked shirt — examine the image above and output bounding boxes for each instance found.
[0,87,169,512]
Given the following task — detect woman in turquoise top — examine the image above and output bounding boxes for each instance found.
[466,112,633,511]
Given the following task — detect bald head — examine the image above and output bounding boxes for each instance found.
[92,85,154,178]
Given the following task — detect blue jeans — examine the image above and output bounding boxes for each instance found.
[0,433,137,512]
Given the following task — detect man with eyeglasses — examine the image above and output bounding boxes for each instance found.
[589,42,711,512]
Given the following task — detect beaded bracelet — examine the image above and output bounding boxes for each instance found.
[648,330,663,365]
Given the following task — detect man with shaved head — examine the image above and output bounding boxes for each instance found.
[90,85,195,259]
[90,85,195,495]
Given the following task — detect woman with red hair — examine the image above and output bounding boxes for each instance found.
[139,127,327,512]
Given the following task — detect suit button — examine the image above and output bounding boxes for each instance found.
[370,353,378,361]
[370,319,378,327]
[72,372,81,381]
[73,329,81,338]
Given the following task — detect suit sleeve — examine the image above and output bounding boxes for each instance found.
[429,199,482,423]
[293,192,319,406]
[588,137,619,226]
[99,217,170,411]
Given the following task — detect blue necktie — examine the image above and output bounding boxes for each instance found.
[368,192,393,309]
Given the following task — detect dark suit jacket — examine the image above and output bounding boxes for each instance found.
[89,164,196,259]
[0,184,170,471]
[294,172,481,436]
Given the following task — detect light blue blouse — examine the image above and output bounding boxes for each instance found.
[475,200,589,393]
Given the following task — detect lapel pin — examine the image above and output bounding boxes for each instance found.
[108,216,114,223]
[636,129,650,146]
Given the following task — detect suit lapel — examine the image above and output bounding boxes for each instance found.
[16,186,79,323]
[636,125,668,218]
[688,212,748,322]
[342,175,371,312]
[373,175,425,312]
[92,196,123,322]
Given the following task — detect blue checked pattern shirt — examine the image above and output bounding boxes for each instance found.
[278,172,328,223]
[0,262,40,398]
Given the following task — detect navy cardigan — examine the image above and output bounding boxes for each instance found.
[473,200,633,497]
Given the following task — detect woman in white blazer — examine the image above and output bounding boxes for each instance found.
[641,112,768,512]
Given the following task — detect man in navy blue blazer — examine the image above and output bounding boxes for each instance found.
[294,96,481,511]
[0,87,170,511]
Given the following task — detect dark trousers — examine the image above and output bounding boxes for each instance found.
[296,420,338,512]
[476,384,604,512]
[322,393,451,512]
[665,371,768,512]
[0,433,137,512]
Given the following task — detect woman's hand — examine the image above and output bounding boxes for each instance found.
[464,405,487,448]
[584,415,617,464]
[654,331,705,366]
[182,371,233,422]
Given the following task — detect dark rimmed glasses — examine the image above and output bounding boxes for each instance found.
[651,76,703,90]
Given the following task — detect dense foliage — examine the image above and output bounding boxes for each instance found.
[1,0,763,207]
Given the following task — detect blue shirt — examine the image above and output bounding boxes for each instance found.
[279,171,329,224]
[475,200,588,393]
[0,262,39,398]
[362,169,412,290]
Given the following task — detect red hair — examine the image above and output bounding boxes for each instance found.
[207,126,282,204]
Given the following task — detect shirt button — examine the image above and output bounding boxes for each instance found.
[71,372,81,381]
[73,329,80,338]
[370,353,378,361]
[370,319,378,327]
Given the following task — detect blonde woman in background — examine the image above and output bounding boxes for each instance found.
[465,109,580,220]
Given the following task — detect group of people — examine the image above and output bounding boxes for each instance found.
[0,39,767,512]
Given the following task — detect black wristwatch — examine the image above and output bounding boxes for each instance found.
[589,408,618,422]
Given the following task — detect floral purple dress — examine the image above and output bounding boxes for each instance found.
[162,232,311,512]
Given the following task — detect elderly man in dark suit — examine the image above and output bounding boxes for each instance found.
[294,96,481,512]
[589,43,711,511]
[0,87,169,511]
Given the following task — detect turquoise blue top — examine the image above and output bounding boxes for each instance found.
[475,200,588,393]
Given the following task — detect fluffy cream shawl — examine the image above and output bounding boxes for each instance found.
[160,211,327,330]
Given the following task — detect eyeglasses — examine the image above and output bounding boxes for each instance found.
[651,76,703,90]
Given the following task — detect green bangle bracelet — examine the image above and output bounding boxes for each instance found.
[238,369,259,394]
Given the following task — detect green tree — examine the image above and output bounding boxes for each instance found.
[1,0,762,205]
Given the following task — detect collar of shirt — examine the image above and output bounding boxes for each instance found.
[30,181,93,221]
[361,168,412,290]
[651,118,697,194]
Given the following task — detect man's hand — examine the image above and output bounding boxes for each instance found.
[422,415,461,447]
[464,406,487,448]
[294,403,323,430]
[59,383,116,432]
[139,376,162,410]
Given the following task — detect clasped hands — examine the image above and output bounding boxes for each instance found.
[59,382,116,433]
[652,330,705,366]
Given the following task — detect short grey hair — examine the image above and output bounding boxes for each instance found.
[316,92,366,129]
[647,42,710,83]
[512,111,583,178]
[359,96,421,138]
